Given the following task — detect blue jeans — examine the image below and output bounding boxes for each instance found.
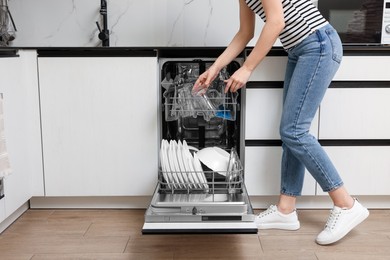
[280,24,344,196]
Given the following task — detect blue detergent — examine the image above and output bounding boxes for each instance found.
[215,104,233,120]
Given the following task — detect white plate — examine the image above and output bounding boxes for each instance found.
[182,141,199,188]
[172,140,186,187]
[177,141,192,188]
[167,140,181,188]
[182,141,198,188]
[162,140,176,189]
[193,153,209,189]
[166,140,178,188]
[226,150,236,182]
[160,140,171,189]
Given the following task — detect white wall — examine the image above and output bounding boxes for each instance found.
[8,0,268,47]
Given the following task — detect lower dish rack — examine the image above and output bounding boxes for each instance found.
[144,148,255,224]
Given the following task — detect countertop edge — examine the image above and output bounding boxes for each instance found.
[1,46,390,57]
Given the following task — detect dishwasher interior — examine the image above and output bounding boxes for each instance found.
[142,58,257,234]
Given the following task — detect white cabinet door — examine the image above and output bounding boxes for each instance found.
[249,56,390,82]
[0,50,44,219]
[319,88,390,139]
[334,57,390,81]
[39,57,159,196]
[248,56,287,82]
[245,89,282,140]
[245,146,316,196]
[245,88,319,140]
[317,147,390,195]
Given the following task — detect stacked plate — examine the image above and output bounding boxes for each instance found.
[160,139,208,190]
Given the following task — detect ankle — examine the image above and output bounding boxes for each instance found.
[278,194,297,214]
[277,205,296,215]
[334,197,355,209]
[329,186,355,209]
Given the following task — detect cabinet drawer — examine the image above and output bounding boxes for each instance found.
[319,88,390,139]
[249,56,390,82]
[317,147,390,195]
[244,147,316,196]
[245,89,319,140]
[334,57,390,81]
[245,89,282,140]
[248,57,287,82]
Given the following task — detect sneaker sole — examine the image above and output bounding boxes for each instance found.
[316,208,369,245]
[257,221,300,230]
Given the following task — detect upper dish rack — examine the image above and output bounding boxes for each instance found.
[162,63,238,122]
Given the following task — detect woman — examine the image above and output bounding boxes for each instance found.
[193,0,369,245]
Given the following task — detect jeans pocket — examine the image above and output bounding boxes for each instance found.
[325,28,343,64]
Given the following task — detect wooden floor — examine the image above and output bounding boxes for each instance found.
[0,208,389,260]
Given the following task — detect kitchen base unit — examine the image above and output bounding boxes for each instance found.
[142,58,257,234]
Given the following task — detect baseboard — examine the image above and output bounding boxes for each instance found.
[250,195,390,209]
[30,196,152,209]
[0,202,29,234]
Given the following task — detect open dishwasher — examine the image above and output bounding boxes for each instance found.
[142,57,257,234]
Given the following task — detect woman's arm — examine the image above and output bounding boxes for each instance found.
[225,0,285,93]
[212,0,256,72]
[193,0,255,92]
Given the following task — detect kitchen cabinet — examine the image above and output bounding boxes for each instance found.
[0,50,43,225]
[247,56,287,81]
[319,55,390,140]
[244,53,390,199]
[245,88,319,140]
[317,147,390,195]
[245,146,316,196]
[317,56,390,196]
[244,55,318,196]
[244,88,318,196]
[333,56,390,81]
[38,56,159,196]
[248,55,390,82]
[319,88,390,140]
[318,85,390,195]
[245,89,282,140]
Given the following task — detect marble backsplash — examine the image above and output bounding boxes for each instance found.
[8,0,269,47]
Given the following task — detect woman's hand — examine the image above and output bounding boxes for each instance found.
[224,65,252,93]
[192,65,220,94]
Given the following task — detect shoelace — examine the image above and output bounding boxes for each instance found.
[257,205,277,218]
[324,208,342,230]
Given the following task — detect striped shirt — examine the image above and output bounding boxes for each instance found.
[245,0,328,50]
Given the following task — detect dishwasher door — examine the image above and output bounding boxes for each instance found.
[142,58,257,234]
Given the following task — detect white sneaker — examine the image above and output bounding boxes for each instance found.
[316,198,369,245]
[255,205,300,230]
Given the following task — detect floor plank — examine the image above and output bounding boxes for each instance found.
[0,208,389,259]
[31,253,173,260]
[0,233,130,255]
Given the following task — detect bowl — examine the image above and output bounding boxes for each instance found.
[196,147,230,176]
